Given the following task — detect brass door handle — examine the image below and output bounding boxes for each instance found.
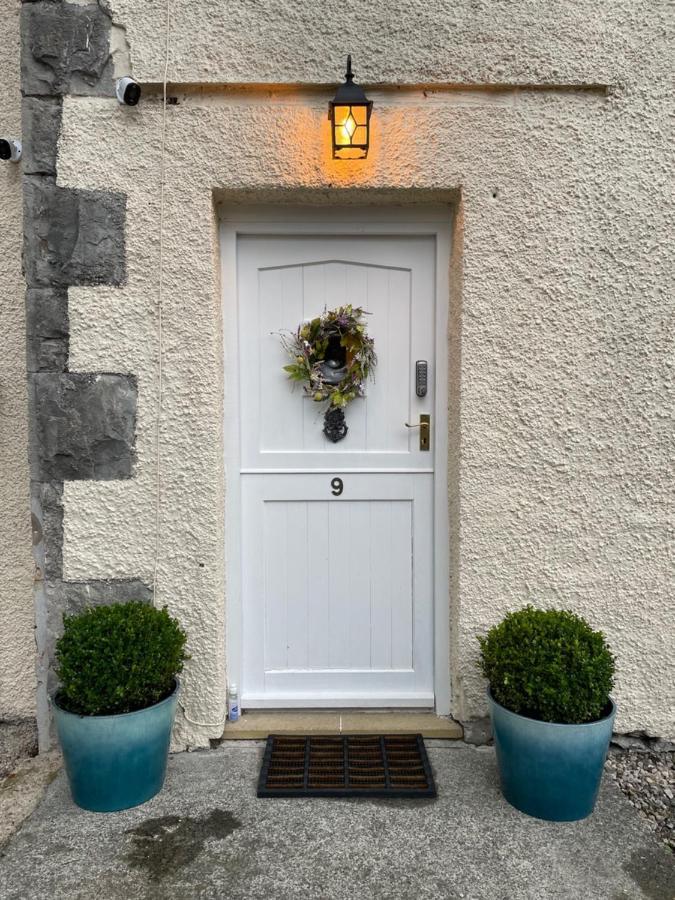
[405,414,430,451]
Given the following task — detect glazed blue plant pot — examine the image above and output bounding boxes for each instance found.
[53,681,179,813]
[487,688,616,822]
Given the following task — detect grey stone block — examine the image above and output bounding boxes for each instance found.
[23,178,76,287]
[23,179,127,288]
[461,716,493,745]
[21,97,62,175]
[30,373,137,480]
[612,732,675,753]
[21,1,114,97]
[612,733,652,752]
[25,288,69,372]
[30,480,64,581]
[71,189,126,285]
[61,580,153,617]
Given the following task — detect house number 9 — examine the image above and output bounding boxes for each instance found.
[331,477,343,496]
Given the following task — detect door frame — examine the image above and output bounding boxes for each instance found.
[220,205,452,715]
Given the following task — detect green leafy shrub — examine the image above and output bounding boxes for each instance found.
[478,606,615,724]
[55,601,189,716]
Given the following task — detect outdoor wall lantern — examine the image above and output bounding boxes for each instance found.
[328,56,372,160]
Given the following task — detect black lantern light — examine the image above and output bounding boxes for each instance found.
[328,56,372,160]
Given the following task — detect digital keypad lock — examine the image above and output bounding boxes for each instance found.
[415,360,428,397]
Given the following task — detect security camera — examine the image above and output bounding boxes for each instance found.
[116,76,141,106]
[0,139,22,162]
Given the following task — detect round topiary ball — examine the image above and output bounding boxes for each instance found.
[478,606,615,724]
[55,601,189,716]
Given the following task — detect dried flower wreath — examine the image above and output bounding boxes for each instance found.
[280,305,377,442]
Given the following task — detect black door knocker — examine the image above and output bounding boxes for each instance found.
[321,336,349,442]
[323,406,348,443]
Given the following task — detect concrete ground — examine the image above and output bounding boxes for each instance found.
[0,742,673,900]
[0,718,38,778]
[0,750,62,847]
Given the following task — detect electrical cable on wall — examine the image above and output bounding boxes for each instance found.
[152,0,170,607]
[154,0,227,731]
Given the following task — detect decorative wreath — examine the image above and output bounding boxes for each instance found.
[280,305,377,442]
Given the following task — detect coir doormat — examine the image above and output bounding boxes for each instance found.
[257,734,436,798]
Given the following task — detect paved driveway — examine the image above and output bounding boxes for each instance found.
[1,742,673,899]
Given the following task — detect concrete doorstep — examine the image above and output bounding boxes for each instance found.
[220,710,464,740]
[0,742,673,900]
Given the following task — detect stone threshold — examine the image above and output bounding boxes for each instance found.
[220,710,463,740]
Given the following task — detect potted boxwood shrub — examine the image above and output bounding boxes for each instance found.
[478,606,616,822]
[53,601,188,813]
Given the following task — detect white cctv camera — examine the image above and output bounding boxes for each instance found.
[0,139,22,162]
[116,76,141,106]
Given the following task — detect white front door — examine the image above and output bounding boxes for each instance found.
[234,228,439,708]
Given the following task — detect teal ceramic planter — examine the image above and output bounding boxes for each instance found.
[53,681,179,813]
[487,688,615,822]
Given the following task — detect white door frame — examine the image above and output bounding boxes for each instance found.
[220,205,452,715]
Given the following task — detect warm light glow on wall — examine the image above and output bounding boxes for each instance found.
[328,56,372,160]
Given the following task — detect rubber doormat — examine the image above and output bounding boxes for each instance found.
[257,734,436,798]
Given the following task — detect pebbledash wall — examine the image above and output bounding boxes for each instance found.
[0,1,35,729]
[9,0,675,748]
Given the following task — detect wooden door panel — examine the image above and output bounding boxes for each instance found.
[238,236,435,470]
[241,473,433,705]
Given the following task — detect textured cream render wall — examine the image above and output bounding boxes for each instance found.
[56,0,674,746]
[112,0,625,87]
[0,0,36,721]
